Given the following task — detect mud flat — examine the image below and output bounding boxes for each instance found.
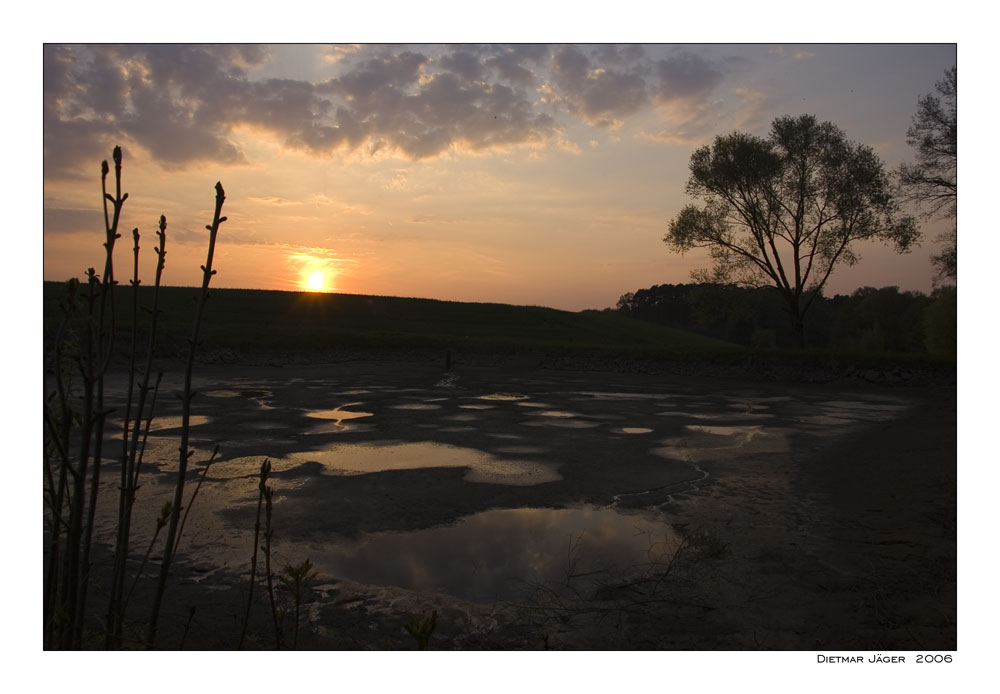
[77,357,955,650]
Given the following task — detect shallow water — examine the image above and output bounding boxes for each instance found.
[87,365,916,607]
[310,505,680,602]
[288,440,562,486]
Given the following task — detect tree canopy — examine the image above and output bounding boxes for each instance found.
[665,114,919,347]
[898,67,956,283]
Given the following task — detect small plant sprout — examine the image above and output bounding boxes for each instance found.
[405,610,438,650]
[279,558,319,650]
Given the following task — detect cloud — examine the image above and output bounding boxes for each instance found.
[45,45,568,172]
[44,44,270,176]
[641,50,729,139]
[592,44,646,66]
[548,45,648,127]
[484,46,547,86]
[246,196,300,206]
[43,44,736,173]
[556,138,582,154]
[305,51,558,159]
[729,87,772,131]
[652,50,724,102]
[440,49,486,82]
[324,45,363,63]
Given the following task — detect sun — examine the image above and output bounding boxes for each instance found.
[306,271,326,292]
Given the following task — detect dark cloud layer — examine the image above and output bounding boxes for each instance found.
[653,51,725,101]
[549,45,648,127]
[44,44,731,175]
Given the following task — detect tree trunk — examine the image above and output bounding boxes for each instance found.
[785,295,806,349]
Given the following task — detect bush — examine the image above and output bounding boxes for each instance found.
[924,286,957,357]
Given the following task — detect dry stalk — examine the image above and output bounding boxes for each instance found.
[146,181,226,648]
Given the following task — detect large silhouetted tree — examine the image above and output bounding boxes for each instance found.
[899,67,956,283]
[665,114,919,347]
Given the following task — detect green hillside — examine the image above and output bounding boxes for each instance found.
[42,282,743,359]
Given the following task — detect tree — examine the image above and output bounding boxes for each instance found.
[665,114,919,347]
[898,67,957,283]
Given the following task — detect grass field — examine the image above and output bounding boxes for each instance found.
[42,281,955,376]
[43,282,745,358]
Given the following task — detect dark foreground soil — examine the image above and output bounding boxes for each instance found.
[66,357,956,651]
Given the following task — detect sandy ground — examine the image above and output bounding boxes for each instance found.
[61,356,955,650]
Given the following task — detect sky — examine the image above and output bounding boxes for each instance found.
[41,42,957,311]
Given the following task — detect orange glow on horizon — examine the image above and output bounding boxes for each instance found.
[299,266,336,293]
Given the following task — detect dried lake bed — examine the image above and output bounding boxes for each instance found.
[83,358,955,649]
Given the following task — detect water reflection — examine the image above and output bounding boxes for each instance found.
[145,415,211,431]
[314,506,679,602]
[289,441,561,486]
[306,406,373,421]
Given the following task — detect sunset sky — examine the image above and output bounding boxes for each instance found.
[42,42,955,310]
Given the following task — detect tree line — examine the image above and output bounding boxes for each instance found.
[612,282,956,357]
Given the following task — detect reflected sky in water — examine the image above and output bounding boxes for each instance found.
[313,506,679,602]
[289,440,562,486]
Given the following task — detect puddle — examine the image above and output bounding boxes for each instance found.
[147,415,211,431]
[576,392,674,401]
[312,506,680,602]
[618,427,654,435]
[523,419,600,429]
[107,415,212,432]
[517,402,551,408]
[536,410,580,418]
[204,389,273,409]
[817,400,909,420]
[652,424,789,463]
[288,441,561,486]
[797,400,909,430]
[306,406,373,421]
[236,421,286,431]
[458,403,495,410]
[204,389,270,399]
[479,393,529,401]
[494,445,549,454]
[390,403,443,411]
[686,424,763,437]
